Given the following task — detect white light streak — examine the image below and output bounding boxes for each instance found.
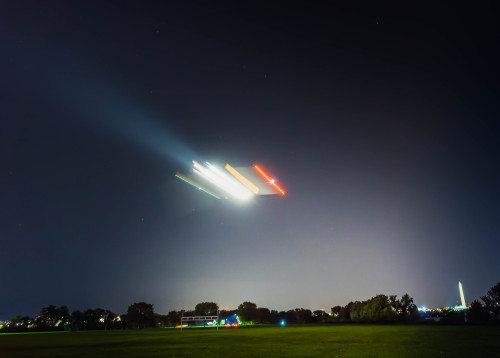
[459,281,466,307]
[192,161,253,200]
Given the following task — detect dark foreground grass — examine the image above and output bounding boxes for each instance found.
[1,324,499,358]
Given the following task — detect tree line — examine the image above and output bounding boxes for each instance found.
[2,302,158,332]
[328,293,420,323]
[2,282,499,332]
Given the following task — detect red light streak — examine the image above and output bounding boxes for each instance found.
[253,165,286,195]
[254,165,271,181]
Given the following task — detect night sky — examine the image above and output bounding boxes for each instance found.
[2,1,500,319]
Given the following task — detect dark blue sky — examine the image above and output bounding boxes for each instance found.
[1,1,499,318]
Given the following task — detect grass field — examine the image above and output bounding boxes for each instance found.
[1,324,499,357]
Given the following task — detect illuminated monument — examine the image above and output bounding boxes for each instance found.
[455,281,467,310]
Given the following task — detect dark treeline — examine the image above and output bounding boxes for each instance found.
[2,283,499,332]
[1,302,158,333]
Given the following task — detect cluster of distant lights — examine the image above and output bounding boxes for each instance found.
[175,161,286,200]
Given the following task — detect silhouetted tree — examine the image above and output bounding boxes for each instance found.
[440,309,466,324]
[294,308,312,323]
[481,282,500,320]
[481,282,500,306]
[70,310,84,326]
[312,310,328,323]
[340,302,354,321]
[468,300,490,324]
[408,303,420,321]
[64,310,84,331]
[389,295,401,312]
[194,302,218,316]
[350,295,397,323]
[350,301,366,322]
[255,307,271,323]
[400,294,414,318]
[366,295,396,322]
[38,305,69,329]
[127,302,155,328]
[237,302,257,323]
[269,310,279,324]
[331,306,342,316]
[166,310,181,327]
[155,314,168,328]
[81,308,115,329]
[285,310,296,323]
[275,311,286,323]
[84,308,103,329]
[9,315,32,331]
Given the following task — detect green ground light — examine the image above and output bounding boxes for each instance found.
[1,324,499,357]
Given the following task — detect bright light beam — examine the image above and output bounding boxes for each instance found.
[459,281,466,308]
[192,161,252,200]
[253,165,286,195]
[225,164,260,195]
[206,162,254,198]
[192,167,233,199]
[175,172,221,199]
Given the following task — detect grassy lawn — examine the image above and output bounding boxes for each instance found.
[1,324,499,357]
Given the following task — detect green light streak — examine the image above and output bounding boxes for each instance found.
[175,174,221,199]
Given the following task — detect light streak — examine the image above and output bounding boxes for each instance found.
[253,165,286,195]
[459,282,466,307]
[175,172,221,199]
[192,161,253,200]
[225,163,259,194]
[207,162,254,199]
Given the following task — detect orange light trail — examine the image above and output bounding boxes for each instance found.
[253,165,286,195]
[225,163,259,194]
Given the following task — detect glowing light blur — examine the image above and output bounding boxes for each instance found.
[175,172,221,199]
[225,163,260,194]
[455,281,467,310]
[253,165,286,195]
[459,282,466,307]
[192,161,253,200]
